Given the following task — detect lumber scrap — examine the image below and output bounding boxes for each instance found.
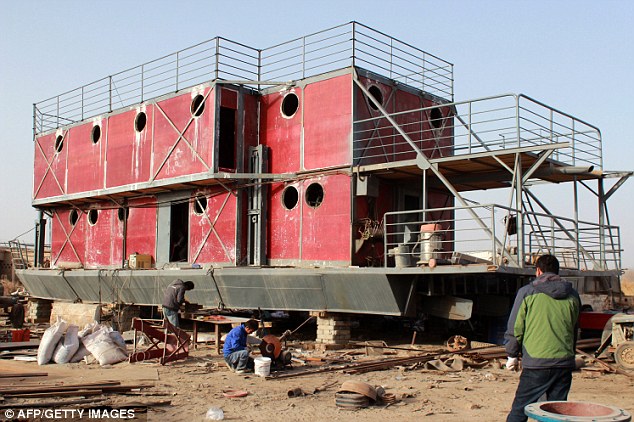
[0,371,48,378]
[0,398,107,409]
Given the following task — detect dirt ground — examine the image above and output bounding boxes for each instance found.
[1,342,633,422]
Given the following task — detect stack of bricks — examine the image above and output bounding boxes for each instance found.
[313,312,352,346]
[26,298,52,324]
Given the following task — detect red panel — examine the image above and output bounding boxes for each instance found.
[105,107,153,188]
[153,88,214,180]
[33,132,67,200]
[268,182,301,261]
[260,88,302,173]
[84,207,116,268]
[301,174,351,262]
[190,189,237,264]
[67,120,106,194]
[303,75,352,169]
[220,87,238,109]
[125,197,158,261]
[51,209,86,267]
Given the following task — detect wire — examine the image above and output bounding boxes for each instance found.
[11,226,35,240]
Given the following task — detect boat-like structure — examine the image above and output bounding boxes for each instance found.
[19,22,630,330]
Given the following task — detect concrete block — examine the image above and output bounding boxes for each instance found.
[50,302,101,327]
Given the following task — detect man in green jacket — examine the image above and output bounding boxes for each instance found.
[505,254,580,422]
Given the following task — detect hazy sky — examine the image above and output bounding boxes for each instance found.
[1,0,633,267]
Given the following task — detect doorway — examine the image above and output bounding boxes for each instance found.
[169,201,189,262]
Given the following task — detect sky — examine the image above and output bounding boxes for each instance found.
[1,0,633,267]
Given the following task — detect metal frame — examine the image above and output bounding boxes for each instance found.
[33,22,454,135]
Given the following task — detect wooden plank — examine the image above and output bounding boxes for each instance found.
[0,371,48,378]
[3,389,102,399]
[0,341,40,351]
[0,381,120,395]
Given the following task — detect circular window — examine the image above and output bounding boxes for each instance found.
[430,108,443,129]
[282,186,299,210]
[135,111,147,132]
[91,125,101,144]
[367,85,383,110]
[69,209,79,226]
[281,92,299,118]
[117,207,129,222]
[193,194,208,215]
[305,183,324,208]
[191,94,205,117]
[88,209,99,226]
[55,135,64,153]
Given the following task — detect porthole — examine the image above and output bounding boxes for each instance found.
[54,135,64,153]
[282,186,299,210]
[367,85,383,110]
[69,209,79,226]
[135,111,147,132]
[193,194,208,215]
[305,183,324,208]
[91,125,101,144]
[191,94,205,117]
[88,209,99,226]
[430,108,443,129]
[281,92,299,118]
[117,207,129,222]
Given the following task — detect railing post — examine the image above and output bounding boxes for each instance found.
[351,22,356,68]
[56,96,60,128]
[175,51,180,92]
[109,76,113,113]
[302,36,306,79]
[32,103,37,139]
[141,64,145,103]
[215,38,220,80]
[81,86,84,121]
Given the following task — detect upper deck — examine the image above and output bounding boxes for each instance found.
[33,21,453,135]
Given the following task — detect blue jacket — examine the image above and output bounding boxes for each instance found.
[223,325,247,357]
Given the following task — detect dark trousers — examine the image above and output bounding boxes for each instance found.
[506,367,573,422]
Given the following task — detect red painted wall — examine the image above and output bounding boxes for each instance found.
[51,209,86,267]
[153,87,215,180]
[260,88,302,173]
[105,106,153,188]
[268,174,351,264]
[67,120,106,194]
[33,131,68,200]
[190,188,238,264]
[303,75,352,169]
[125,197,158,261]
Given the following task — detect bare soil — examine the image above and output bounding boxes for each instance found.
[1,344,633,422]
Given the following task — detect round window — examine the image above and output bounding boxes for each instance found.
[135,111,147,132]
[91,125,101,144]
[193,194,208,215]
[191,94,205,117]
[430,108,444,129]
[69,209,79,226]
[282,186,299,210]
[367,85,383,110]
[88,209,99,226]
[305,183,324,208]
[55,135,64,153]
[281,92,299,118]
[117,207,129,222]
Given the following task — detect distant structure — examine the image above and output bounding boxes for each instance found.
[19,22,631,337]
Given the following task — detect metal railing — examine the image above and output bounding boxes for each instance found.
[382,204,621,271]
[353,93,603,170]
[34,22,453,135]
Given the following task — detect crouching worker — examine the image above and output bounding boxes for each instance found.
[223,319,259,374]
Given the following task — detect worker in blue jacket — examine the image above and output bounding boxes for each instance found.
[504,254,581,422]
[223,319,259,374]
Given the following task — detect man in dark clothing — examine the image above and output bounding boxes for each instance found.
[162,279,194,328]
[223,319,259,374]
[505,254,581,422]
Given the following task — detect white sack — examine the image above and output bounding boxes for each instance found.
[52,325,80,364]
[37,319,68,365]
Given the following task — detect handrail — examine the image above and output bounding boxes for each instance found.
[34,22,453,135]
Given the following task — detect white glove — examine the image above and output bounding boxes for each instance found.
[506,357,519,370]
